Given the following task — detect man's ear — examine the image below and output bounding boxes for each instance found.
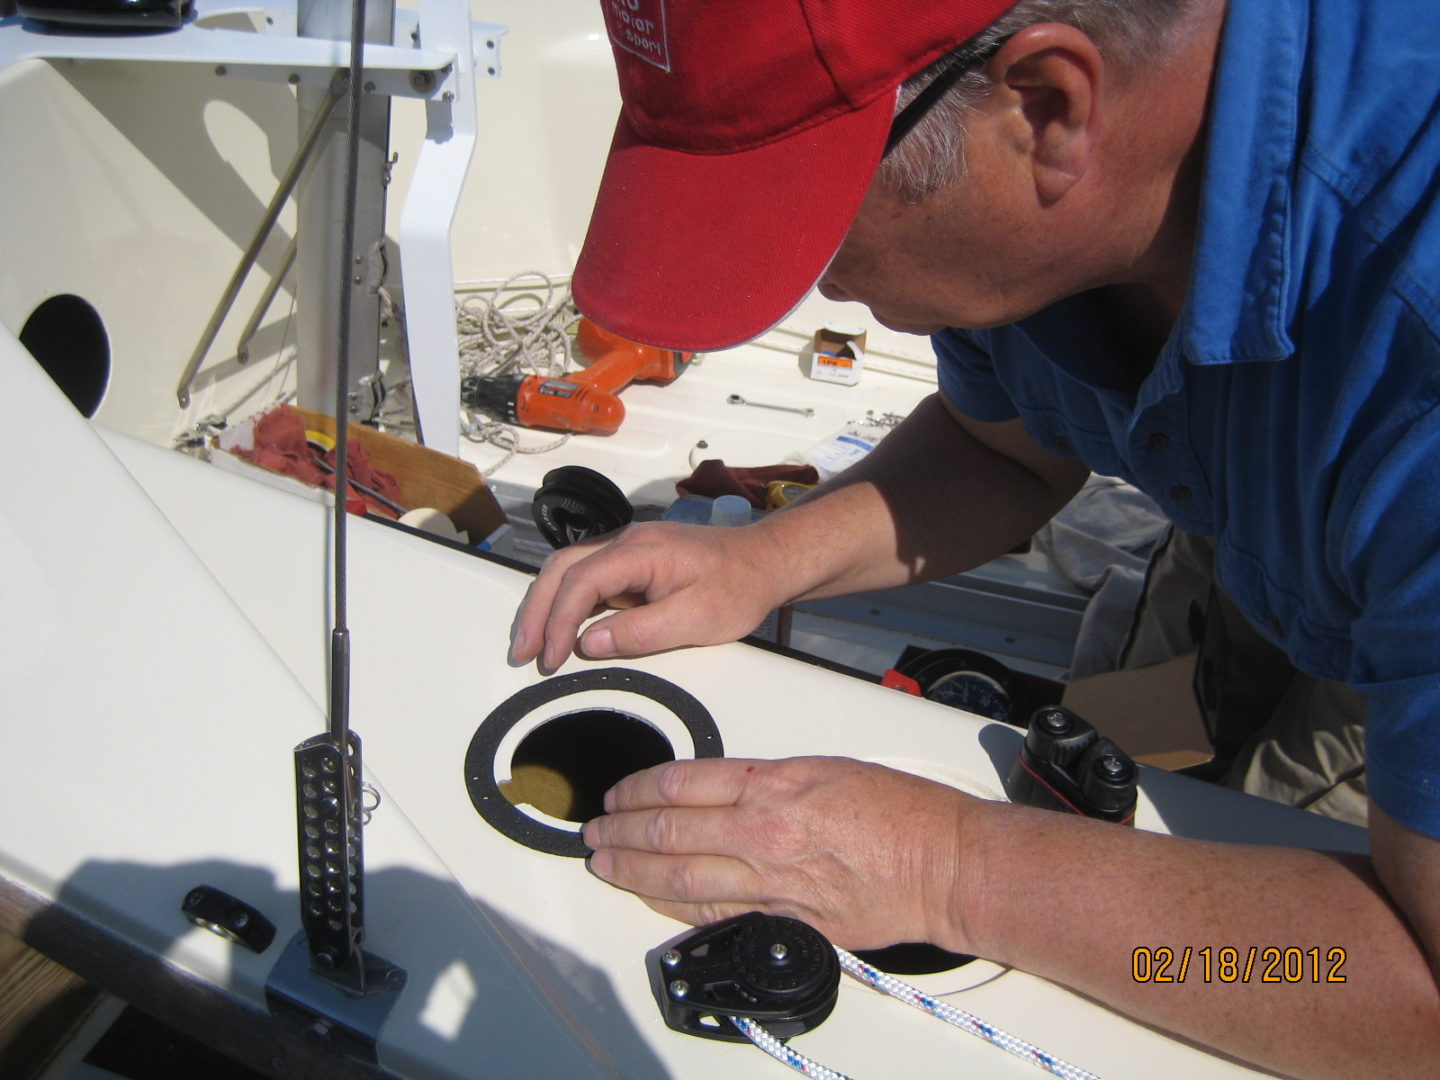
[987,24,1104,205]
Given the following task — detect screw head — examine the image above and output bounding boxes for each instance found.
[662,949,682,967]
[1038,708,1073,735]
[668,979,689,999]
[1097,754,1132,781]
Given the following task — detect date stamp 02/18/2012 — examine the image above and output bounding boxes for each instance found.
[1132,946,1348,984]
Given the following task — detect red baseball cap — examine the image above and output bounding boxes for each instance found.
[572,0,1019,351]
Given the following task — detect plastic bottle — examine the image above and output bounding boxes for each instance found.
[708,494,752,528]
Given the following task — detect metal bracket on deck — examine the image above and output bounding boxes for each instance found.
[265,732,408,1065]
[265,931,407,1066]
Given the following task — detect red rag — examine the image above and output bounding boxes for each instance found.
[234,407,323,482]
[321,442,403,519]
[230,405,405,518]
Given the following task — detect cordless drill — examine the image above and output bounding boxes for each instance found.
[461,318,692,435]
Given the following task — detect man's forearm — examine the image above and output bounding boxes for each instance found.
[956,802,1440,1078]
[753,393,1087,604]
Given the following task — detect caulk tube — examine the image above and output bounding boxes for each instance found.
[708,496,792,647]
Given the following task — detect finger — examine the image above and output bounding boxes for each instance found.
[578,575,756,658]
[540,547,663,670]
[604,758,768,813]
[587,848,759,909]
[572,597,698,661]
[510,542,605,663]
[583,805,749,856]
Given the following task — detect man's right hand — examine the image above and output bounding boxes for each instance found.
[509,396,1091,674]
[510,520,788,672]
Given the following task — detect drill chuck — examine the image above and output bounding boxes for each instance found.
[461,373,526,424]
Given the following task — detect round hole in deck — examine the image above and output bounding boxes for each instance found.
[465,668,723,857]
[20,295,110,418]
[501,709,674,823]
[852,942,976,975]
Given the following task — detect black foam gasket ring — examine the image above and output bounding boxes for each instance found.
[464,668,724,857]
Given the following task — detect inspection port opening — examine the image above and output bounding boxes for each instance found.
[500,709,675,823]
[466,668,722,857]
[20,294,110,418]
[852,942,977,975]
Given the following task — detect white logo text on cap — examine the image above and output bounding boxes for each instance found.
[605,0,671,72]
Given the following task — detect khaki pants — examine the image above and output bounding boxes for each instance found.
[1119,528,1368,826]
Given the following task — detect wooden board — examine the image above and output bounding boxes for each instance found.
[292,406,507,542]
[0,930,103,1080]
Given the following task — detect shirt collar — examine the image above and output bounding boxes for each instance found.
[1176,0,1304,366]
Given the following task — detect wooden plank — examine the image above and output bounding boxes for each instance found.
[0,931,105,1080]
[293,406,507,542]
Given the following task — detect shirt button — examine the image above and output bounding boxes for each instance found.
[1052,435,1073,454]
[1168,484,1193,502]
[1146,432,1170,451]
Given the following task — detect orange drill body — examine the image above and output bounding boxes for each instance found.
[461,319,692,436]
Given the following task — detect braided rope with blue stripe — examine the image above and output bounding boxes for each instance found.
[727,949,1101,1080]
[728,1017,855,1080]
[835,948,1100,1080]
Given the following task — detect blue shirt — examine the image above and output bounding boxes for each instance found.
[935,0,1440,839]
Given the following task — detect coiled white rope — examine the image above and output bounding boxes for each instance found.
[729,947,1100,1080]
[455,271,579,474]
[456,271,578,378]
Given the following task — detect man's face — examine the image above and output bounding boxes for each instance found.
[817,126,1107,335]
[818,160,1055,334]
[816,175,989,335]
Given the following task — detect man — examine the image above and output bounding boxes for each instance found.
[512,0,1440,1074]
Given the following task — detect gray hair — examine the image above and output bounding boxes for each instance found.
[878,0,1196,202]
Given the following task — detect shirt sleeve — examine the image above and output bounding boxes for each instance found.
[932,328,1021,423]
[1341,403,1440,840]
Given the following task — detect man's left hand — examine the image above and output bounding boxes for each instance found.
[581,756,976,952]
